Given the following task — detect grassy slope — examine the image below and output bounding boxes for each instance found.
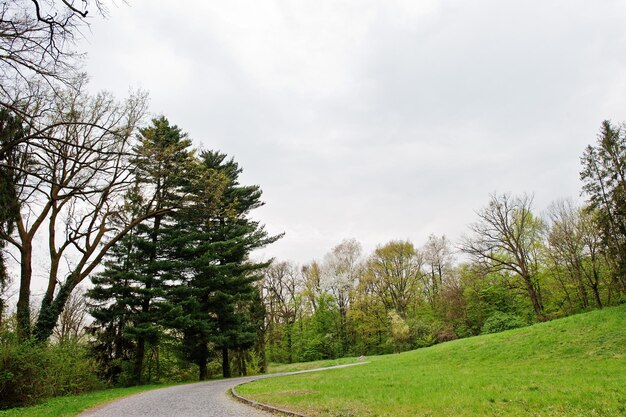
[238,305,626,417]
[0,385,173,417]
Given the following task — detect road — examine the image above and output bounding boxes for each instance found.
[80,363,365,417]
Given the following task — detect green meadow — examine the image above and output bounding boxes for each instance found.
[0,385,172,417]
[238,304,626,417]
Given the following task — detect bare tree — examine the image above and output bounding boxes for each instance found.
[422,234,454,308]
[261,261,303,363]
[0,81,180,341]
[53,286,87,343]
[461,193,545,317]
[0,0,107,92]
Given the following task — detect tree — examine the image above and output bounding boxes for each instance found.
[320,239,362,355]
[0,109,26,293]
[262,261,303,363]
[363,240,425,319]
[0,1,117,164]
[88,116,197,384]
[422,234,454,309]
[164,150,279,379]
[53,287,88,343]
[0,83,177,342]
[545,199,606,310]
[581,120,626,293]
[461,193,545,318]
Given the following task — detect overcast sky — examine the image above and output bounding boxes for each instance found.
[80,0,626,264]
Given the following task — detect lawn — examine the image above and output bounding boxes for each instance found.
[267,357,358,374]
[238,304,626,417]
[0,384,173,417]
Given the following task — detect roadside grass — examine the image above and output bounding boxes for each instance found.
[0,384,174,417]
[238,304,626,417]
[267,357,358,374]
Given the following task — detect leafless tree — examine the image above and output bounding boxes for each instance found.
[0,0,107,92]
[461,193,545,317]
[261,261,303,363]
[52,286,87,343]
[422,234,454,308]
[0,81,179,341]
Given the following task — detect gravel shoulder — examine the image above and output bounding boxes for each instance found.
[80,363,365,417]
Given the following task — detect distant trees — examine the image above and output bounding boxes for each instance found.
[364,241,425,319]
[461,193,545,318]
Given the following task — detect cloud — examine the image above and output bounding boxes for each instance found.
[79,0,626,263]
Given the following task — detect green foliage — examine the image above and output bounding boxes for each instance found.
[581,120,626,293]
[481,312,527,334]
[0,337,102,408]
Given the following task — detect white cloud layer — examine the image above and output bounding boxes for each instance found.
[80,0,626,262]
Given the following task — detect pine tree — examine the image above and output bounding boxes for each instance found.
[88,117,196,385]
[164,150,281,379]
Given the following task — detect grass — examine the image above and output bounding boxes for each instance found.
[267,357,358,374]
[0,384,174,417]
[238,304,626,417]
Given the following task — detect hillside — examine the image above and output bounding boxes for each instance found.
[238,305,626,417]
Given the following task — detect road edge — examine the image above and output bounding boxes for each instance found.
[229,361,369,417]
[230,384,310,417]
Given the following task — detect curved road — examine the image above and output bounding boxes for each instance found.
[80,363,364,417]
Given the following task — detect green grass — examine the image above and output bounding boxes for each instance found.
[267,357,358,374]
[238,305,626,417]
[0,384,173,417]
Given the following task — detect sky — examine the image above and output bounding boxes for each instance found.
[80,0,626,264]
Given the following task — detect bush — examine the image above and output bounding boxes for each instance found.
[0,337,103,408]
[481,312,527,334]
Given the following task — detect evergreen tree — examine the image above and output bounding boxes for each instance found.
[164,150,281,379]
[88,117,196,385]
[581,120,626,294]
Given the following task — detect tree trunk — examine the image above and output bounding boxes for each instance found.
[134,338,145,385]
[16,245,32,341]
[592,285,602,308]
[239,351,247,376]
[221,347,231,378]
[258,339,267,374]
[33,279,74,342]
[198,358,208,381]
[524,274,544,318]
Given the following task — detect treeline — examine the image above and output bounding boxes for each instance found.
[261,122,626,362]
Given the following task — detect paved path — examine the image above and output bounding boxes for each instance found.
[80,363,365,417]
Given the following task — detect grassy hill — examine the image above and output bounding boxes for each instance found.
[238,305,626,417]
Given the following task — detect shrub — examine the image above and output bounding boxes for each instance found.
[481,312,527,334]
[0,337,103,408]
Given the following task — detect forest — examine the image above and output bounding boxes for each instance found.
[1,0,626,411]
